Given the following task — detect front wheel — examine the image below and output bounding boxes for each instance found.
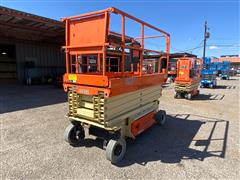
[64,123,85,146]
[154,110,167,125]
[106,139,126,164]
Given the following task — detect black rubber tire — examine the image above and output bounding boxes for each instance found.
[174,92,181,99]
[64,123,85,146]
[154,110,167,126]
[106,139,126,164]
[196,90,200,95]
[177,94,182,98]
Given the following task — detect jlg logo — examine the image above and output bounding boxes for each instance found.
[79,89,89,95]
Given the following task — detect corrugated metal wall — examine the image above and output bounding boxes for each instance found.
[0,37,65,83]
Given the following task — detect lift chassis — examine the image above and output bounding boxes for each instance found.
[61,7,170,164]
[174,82,199,100]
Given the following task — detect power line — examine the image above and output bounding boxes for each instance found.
[171,43,239,54]
[172,40,204,53]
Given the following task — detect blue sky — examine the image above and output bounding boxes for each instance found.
[1,0,239,57]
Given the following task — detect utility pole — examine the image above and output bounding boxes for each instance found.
[203,21,210,59]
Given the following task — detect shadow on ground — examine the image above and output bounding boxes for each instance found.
[193,93,225,101]
[213,85,228,89]
[213,85,237,89]
[72,114,229,166]
[117,114,229,167]
[0,85,67,114]
[226,78,238,81]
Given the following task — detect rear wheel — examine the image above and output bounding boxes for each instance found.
[174,92,181,99]
[106,139,126,164]
[154,110,167,125]
[177,93,182,99]
[64,123,85,146]
[196,90,200,96]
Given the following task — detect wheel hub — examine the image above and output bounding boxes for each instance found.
[114,144,123,156]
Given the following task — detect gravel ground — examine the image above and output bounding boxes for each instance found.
[1,77,239,179]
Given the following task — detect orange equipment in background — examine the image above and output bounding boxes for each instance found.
[197,58,203,78]
[174,57,200,100]
[61,7,170,164]
[168,53,197,82]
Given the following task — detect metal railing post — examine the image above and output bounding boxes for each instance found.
[121,15,125,73]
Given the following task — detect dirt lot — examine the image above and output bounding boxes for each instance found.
[1,77,239,179]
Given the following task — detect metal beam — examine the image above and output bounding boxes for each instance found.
[109,7,170,37]
[0,20,64,36]
[0,6,63,27]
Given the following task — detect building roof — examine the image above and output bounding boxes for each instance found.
[170,52,197,58]
[0,6,64,44]
[220,55,239,57]
[218,56,240,63]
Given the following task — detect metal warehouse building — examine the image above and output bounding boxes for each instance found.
[0,6,65,84]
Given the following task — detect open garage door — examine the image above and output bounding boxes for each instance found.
[0,44,17,83]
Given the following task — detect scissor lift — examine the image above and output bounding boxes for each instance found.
[174,57,201,100]
[61,7,170,164]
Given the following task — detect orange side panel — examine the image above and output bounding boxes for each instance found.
[69,46,103,55]
[63,73,109,87]
[63,83,110,96]
[63,73,165,97]
[131,112,155,137]
[176,59,190,81]
[175,57,200,84]
[69,14,106,47]
[109,74,166,96]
